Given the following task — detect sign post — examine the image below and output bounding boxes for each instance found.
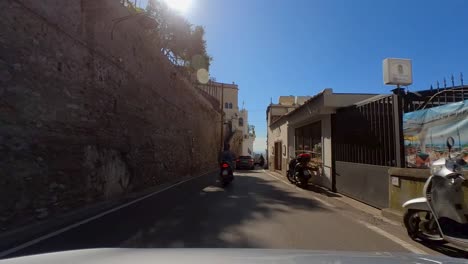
[384,58,413,167]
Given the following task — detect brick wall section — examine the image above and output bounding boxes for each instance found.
[0,0,220,229]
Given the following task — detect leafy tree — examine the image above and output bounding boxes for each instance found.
[187,26,212,71]
[146,0,212,72]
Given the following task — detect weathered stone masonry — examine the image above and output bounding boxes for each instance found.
[0,0,220,229]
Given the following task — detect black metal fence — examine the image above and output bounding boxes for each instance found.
[333,94,399,166]
[333,83,468,168]
[332,79,468,206]
[401,85,468,113]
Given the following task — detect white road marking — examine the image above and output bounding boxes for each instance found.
[263,170,335,208]
[357,220,428,255]
[0,171,213,258]
[418,257,442,264]
[202,186,224,192]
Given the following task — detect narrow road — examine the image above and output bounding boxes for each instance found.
[4,169,440,258]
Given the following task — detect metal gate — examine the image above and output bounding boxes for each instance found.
[332,83,468,208]
[332,94,401,208]
[334,94,402,166]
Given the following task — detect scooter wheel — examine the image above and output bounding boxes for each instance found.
[403,210,446,244]
[286,171,295,184]
[403,210,420,239]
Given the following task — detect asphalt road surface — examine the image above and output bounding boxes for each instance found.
[3,169,463,259]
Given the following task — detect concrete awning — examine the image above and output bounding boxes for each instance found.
[270,89,376,128]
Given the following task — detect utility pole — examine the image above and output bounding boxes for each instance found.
[220,83,224,151]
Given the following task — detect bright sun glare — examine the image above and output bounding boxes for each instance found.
[163,0,192,13]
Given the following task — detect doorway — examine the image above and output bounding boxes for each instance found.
[274,141,282,170]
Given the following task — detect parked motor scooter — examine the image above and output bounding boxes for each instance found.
[402,137,468,248]
[219,161,234,187]
[287,153,312,188]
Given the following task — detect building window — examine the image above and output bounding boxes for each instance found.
[238,117,244,126]
[229,103,233,109]
[295,121,321,163]
[225,102,229,109]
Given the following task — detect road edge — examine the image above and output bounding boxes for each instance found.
[0,170,216,258]
[262,169,430,255]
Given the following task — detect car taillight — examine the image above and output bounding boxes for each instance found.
[222,163,229,168]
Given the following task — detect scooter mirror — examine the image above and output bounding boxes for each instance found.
[446,137,455,150]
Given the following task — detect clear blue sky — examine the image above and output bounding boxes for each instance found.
[140,0,468,152]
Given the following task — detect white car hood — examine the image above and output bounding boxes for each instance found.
[1,248,465,264]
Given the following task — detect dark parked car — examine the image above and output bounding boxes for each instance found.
[236,155,255,170]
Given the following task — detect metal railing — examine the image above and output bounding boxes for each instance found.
[333,94,399,166]
[333,81,468,168]
[402,85,468,113]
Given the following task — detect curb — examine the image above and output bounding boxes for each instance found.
[0,170,216,251]
[381,208,404,224]
[266,169,403,226]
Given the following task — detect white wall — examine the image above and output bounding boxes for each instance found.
[270,107,288,116]
[242,136,255,155]
[296,96,312,105]
[240,110,248,134]
[239,110,255,155]
[223,87,239,122]
[318,115,332,189]
[279,96,295,105]
[267,121,289,174]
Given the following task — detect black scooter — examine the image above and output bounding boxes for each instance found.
[286,153,312,188]
[219,161,234,187]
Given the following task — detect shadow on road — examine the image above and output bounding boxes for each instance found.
[11,174,328,257]
[305,185,341,198]
[119,175,327,249]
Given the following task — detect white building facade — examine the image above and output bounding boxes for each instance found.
[239,109,255,155]
[266,89,375,190]
[196,80,255,156]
